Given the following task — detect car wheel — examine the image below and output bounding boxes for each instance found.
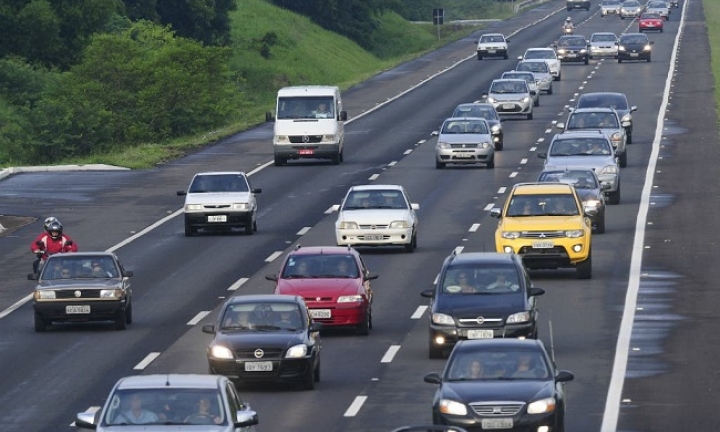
[619,151,628,168]
[595,213,606,234]
[330,152,341,165]
[34,312,48,332]
[435,160,445,169]
[527,111,533,120]
[495,141,503,151]
[547,85,553,95]
[429,339,444,359]
[125,302,133,324]
[627,132,633,144]
[618,57,623,63]
[273,155,285,166]
[115,308,128,331]
[660,28,664,32]
[404,232,417,253]
[314,357,321,382]
[245,216,255,235]
[576,251,592,279]
[486,155,495,169]
[608,184,621,205]
[339,148,344,163]
[503,53,508,60]
[302,359,315,390]
[584,57,589,65]
[556,73,562,81]
[647,56,652,62]
[357,308,370,336]
[477,54,483,60]
[534,97,539,107]
[184,224,196,237]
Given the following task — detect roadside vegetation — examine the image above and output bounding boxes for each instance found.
[704,0,720,121]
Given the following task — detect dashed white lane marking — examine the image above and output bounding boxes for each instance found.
[544,128,552,133]
[418,139,426,144]
[509,172,518,178]
[134,352,161,370]
[497,187,506,194]
[228,278,248,291]
[187,311,211,325]
[454,246,464,255]
[412,305,428,319]
[484,203,494,211]
[344,396,368,417]
[265,251,283,262]
[70,407,101,426]
[381,345,401,363]
[324,206,336,214]
[369,174,380,181]
[297,226,311,236]
[388,161,398,166]
[537,138,545,143]
[520,158,528,164]
[469,223,480,232]
[403,149,413,155]
[0,294,33,319]
[530,146,537,152]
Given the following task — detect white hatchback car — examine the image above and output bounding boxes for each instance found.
[334,185,419,252]
[588,32,619,59]
[518,48,562,81]
[477,33,509,60]
[177,172,262,236]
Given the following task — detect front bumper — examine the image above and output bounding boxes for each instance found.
[477,47,507,57]
[209,356,314,384]
[428,321,536,350]
[34,299,127,322]
[336,226,413,247]
[590,46,619,57]
[618,50,651,61]
[557,51,588,62]
[306,303,367,327]
[435,408,559,432]
[490,101,533,116]
[274,143,341,160]
[436,147,493,165]
[185,212,252,229]
[536,79,552,91]
[496,239,590,268]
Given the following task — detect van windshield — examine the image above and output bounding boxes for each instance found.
[278,96,335,120]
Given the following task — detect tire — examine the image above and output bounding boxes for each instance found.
[647,56,652,63]
[435,160,445,169]
[576,251,592,279]
[302,360,315,390]
[618,58,623,63]
[486,155,495,169]
[125,302,133,324]
[115,308,127,330]
[339,148,344,163]
[527,111,533,120]
[477,54,483,60]
[607,184,621,205]
[556,73,562,81]
[534,97,539,107]
[429,340,444,359]
[273,155,285,166]
[330,152,341,165]
[495,141,504,151]
[584,57,589,65]
[356,308,370,336]
[627,132,633,144]
[404,232,417,253]
[547,85,553,95]
[184,224,196,237]
[503,53,508,60]
[595,213,606,234]
[34,311,48,332]
[619,151,628,168]
[314,358,321,382]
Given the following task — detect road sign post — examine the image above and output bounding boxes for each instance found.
[433,8,444,41]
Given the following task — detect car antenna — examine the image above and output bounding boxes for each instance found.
[295,244,302,250]
[165,375,171,386]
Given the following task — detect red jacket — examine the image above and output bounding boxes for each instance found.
[30,233,78,259]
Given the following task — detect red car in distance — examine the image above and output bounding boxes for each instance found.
[638,13,664,32]
[266,245,378,335]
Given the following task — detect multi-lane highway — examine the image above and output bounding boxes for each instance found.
[0,0,714,431]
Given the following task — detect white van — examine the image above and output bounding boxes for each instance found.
[266,86,347,166]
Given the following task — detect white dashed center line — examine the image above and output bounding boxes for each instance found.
[469,223,480,232]
[412,305,428,319]
[497,187,506,194]
[265,251,283,262]
[228,278,248,291]
[296,226,311,235]
[381,345,401,363]
[187,311,211,325]
[134,352,161,370]
[369,174,380,181]
[483,203,495,211]
[344,396,368,417]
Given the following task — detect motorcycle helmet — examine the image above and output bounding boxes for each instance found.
[44,216,60,233]
[566,17,572,22]
[47,221,63,240]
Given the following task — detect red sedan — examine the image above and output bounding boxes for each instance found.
[266,245,378,335]
[638,12,664,32]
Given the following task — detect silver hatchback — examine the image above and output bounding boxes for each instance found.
[557,107,628,167]
[482,78,535,120]
[501,70,540,107]
[433,117,495,168]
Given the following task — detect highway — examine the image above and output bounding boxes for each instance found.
[0,0,713,431]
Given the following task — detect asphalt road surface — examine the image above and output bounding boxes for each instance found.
[0,0,715,431]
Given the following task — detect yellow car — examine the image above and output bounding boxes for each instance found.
[490,183,593,279]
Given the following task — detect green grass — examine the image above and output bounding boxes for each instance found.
[703,0,720,120]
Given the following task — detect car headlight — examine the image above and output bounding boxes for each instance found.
[610,132,623,143]
[479,142,491,149]
[338,221,358,230]
[34,290,56,300]
[621,113,632,122]
[276,135,290,144]
[522,97,531,104]
[186,204,203,211]
[599,164,618,175]
[580,48,587,53]
[210,345,234,360]
[527,397,557,414]
[491,124,501,133]
[507,311,531,323]
[322,134,336,141]
[501,231,521,239]
[565,229,585,238]
[100,289,122,299]
[643,44,652,51]
[285,344,308,358]
[618,46,626,51]
[437,142,452,149]
[431,313,455,326]
[487,97,497,103]
[390,220,409,229]
[338,295,363,303]
[439,399,468,416]
[232,203,249,210]
[584,199,602,208]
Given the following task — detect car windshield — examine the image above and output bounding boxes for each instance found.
[452,106,498,121]
[578,94,628,110]
[557,37,585,47]
[43,256,120,279]
[567,112,619,129]
[480,35,505,43]
[517,61,548,73]
[280,254,360,279]
[622,1,640,6]
[189,174,249,193]
[502,73,534,84]
[446,349,551,381]
[641,13,661,19]
[550,138,612,156]
[442,119,490,134]
[505,194,580,217]
[592,34,618,42]
[491,80,528,94]
[441,264,521,294]
[277,96,335,120]
[620,35,648,44]
[525,50,555,59]
[538,171,599,189]
[102,388,227,426]
[342,190,409,210]
[602,0,620,5]
[221,302,304,331]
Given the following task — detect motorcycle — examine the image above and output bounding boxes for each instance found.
[562,25,575,35]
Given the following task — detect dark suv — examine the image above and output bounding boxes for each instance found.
[567,0,591,10]
[420,252,545,359]
[555,35,590,64]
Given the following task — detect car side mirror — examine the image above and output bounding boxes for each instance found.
[339,111,348,121]
[202,324,216,334]
[556,370,575,383]
[265,274,278,282]
[309,322,323,332]
[600,183,612,191]
[421,288,435,298]
[431,131,439,136]
[411,203,420,210]
[28,273,38,280]
[517,55,523,60]
[365,273,379,281]
[234,410,259,428]
[650,41,655,45]
[251,188,262,194]
[505,38,511,43]
[529,287,546,297]
[176,190,187,196]
[75,411,99,429]
[490,208,502,218]
[424,372,442,384]
[481,93,488,99]
[537,152,548,159]
[331,204,340,212]
[630,105,638,112]
[530,90,537,96]
[556,123,565,129]
[123,270,134,278]
[584,207,598,217]
[265,112,275,122]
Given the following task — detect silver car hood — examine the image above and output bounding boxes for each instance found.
[439,133,493,144]
[544,155,617,170]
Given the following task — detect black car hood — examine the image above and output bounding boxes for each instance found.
[620,42,647,50]
[576,189,601,201]
[434,293,526,317]
[213,330,307,349]
[441,379,553,402]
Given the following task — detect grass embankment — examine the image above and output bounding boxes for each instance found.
[75,0,516,169]
[703,0,720,121]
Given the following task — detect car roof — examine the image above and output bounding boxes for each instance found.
[287,245,358,256]
[525,47,554,52]
[511,182,576,195]
[579,91,627,99]
[226,294,302,305]
[115,374,224,390]
[455,338,545,352]
[277,86,339,96]
[349,184,404,192]
[48,251,115,258]
[571,107,618,114]
[444,252,518,266]
[492,78,527,84]
[482,33,505,37]
[591,32,617,36]
[554,130,609,139]
[444,117,490,123]
[194,171,247,176]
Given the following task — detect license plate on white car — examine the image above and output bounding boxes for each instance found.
[364,234,383,241]
[502,103,515,110]
[66,305,90,314]
[487,49,496,53]
[244,361,273,372]
[310,309,331,319]
[207,215,227,222]
[532,240,554,249]
[481,418,513,429]
[467,329,494,339]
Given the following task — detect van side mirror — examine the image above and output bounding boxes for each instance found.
[339,111,348,121]
[265,112,274,122]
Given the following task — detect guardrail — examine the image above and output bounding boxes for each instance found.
[514,0,553,13]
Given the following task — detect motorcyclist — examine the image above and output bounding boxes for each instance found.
[563,17,575,33]
[30,219,78,275]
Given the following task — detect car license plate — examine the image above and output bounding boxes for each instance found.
[244,361,273,372]
[310,309,331,319]
[502,103,515,110]
[454,153,473,158]
[66,305,91,314]
[567,53,576,58]
[532,240,554,249]
[630,53,639,57]
[467,329,494,339]
[364,234,383,241]
[298,149,314,155]
[481,418,513,429]
[487,49,496,53]
[207,215,227,223]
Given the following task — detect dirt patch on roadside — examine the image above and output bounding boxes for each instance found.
[0,215,36,236]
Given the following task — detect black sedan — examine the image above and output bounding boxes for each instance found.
[538,168,609,233]
[424,339,574,431]
[554,35,590,64]
[421,252,544,359]
[617,33,653,63]
[203,294,322,390]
